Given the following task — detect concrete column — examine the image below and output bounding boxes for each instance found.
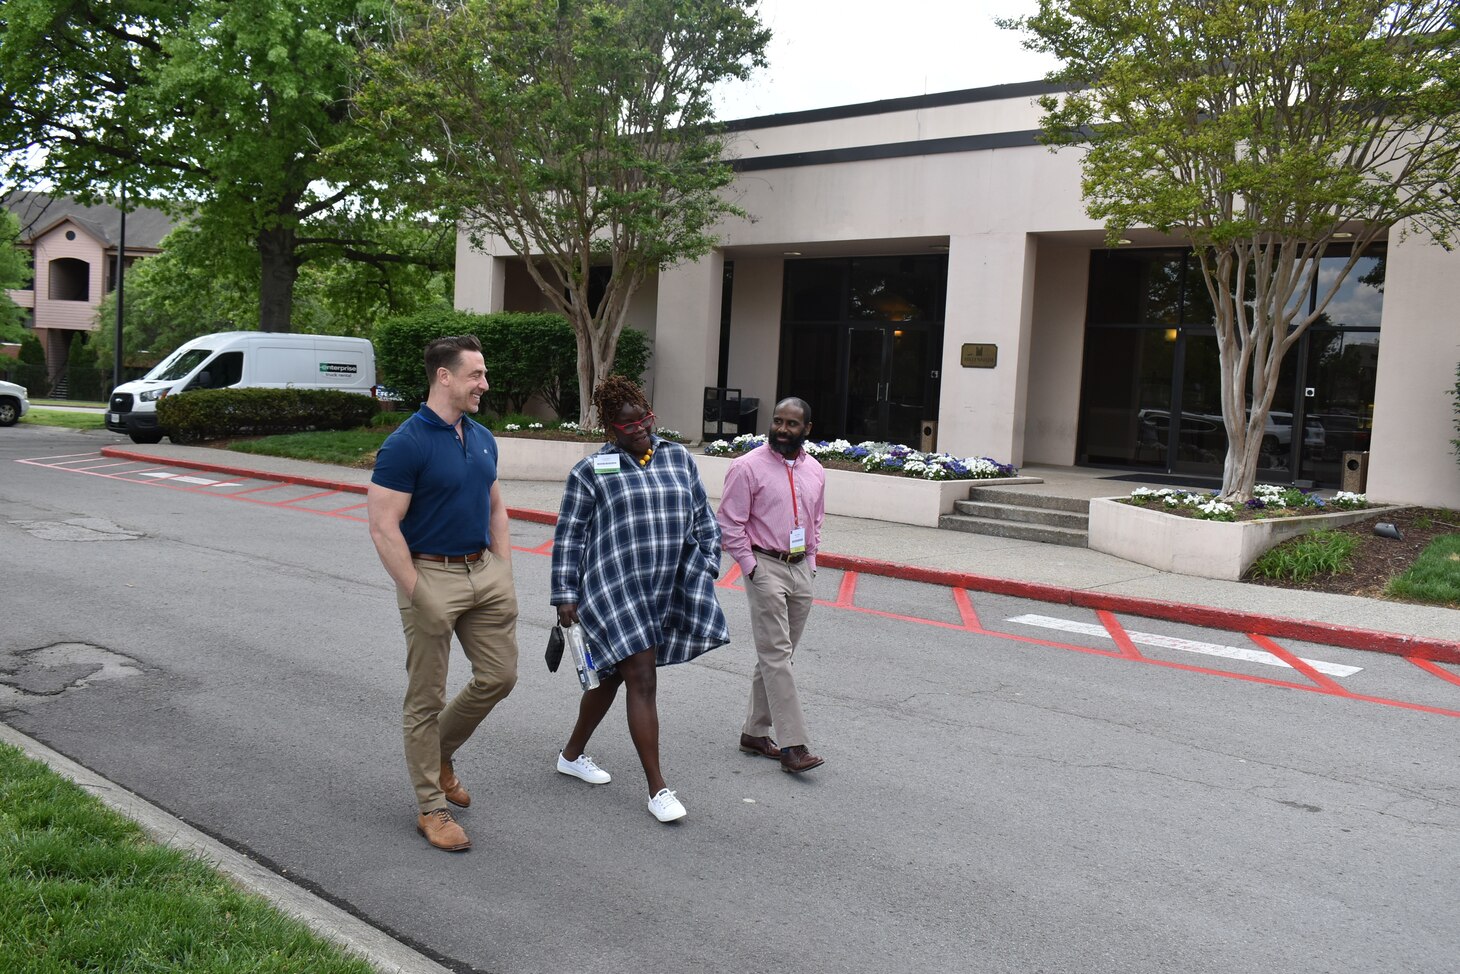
[1365,232,1460,507]
[724,258,784,435]
[937,232,1037,466]
[453,229,506,313]
[1023,243,1089,466]
[652,252,724,442]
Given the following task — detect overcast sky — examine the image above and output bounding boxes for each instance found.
[711,0,1060,121]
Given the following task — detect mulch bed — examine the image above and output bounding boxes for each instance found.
[1242,507,1460,601]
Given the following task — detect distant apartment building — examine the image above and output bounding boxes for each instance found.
[4,192,175,379]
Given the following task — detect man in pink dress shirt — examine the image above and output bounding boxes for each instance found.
[716,397,827,774]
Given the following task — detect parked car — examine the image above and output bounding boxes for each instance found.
[0,378,30,426]
[1136,407,1325,458]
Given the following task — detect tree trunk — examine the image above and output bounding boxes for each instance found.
[257,225,299,332]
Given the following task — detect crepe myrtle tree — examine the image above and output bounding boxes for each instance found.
[354,0,769,425]
[1006,0,1460,501]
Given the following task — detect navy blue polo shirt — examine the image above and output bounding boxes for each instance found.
[371,405,499,555]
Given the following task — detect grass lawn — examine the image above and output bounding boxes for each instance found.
[31,399,108,408]
[224,428,391,467]
[20,409,107,431]
[1387,533,1460,606]
[0,743,373,974]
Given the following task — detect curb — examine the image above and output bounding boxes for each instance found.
[98,447,1460,665]
[0,721,453,974]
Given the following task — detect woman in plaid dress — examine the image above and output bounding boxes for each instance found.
[550,376,729,823]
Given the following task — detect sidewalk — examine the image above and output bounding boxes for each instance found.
[100,442,1460,660]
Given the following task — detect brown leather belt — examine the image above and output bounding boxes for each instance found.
[412,549,485,564]
[752,544,806,565]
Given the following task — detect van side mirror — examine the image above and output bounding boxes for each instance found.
[193,370,213,390]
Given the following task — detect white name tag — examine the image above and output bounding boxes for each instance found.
[592,454,621,475]
[788,526,806,553]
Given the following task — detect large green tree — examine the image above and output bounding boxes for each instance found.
[0,209,29,337]
[92,217,453,365]
[355,0,769,423]
[1007,0,1460,500]
[0,0,444,332]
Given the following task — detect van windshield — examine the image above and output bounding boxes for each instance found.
[148,349,212,381]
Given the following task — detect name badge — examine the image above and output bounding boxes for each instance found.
[592,454,621,475]
[788,526,806,554]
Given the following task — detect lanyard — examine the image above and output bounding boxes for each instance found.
[784,459,799,527]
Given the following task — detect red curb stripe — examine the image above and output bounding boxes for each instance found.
[94,447,1460,666]
[1097,610,1144,660]
[835,571,859,607]
[953,587,982,631]
[1409,657,1460,689]
[1248,633,1349,695]
[100,448,368,494]
[810,552,1460,666]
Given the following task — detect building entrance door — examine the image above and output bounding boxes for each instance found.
[843,324,933,445]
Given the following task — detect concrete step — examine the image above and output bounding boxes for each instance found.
[965,487,1090,514]
[951,500,1089,529]
[937,514,1089,547]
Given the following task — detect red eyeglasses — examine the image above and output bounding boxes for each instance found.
[609,411,655,434]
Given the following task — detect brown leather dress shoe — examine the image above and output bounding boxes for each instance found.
[738,733,781,759]
[779,744,825,774]
[441,760,470,808]
[416,808,471,851]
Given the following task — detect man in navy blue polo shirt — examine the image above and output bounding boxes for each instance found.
[367,335,519,852]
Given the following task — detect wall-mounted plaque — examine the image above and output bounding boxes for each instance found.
[960,343,998,369]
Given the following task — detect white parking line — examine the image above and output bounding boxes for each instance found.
[136,471,242,487]
[1006,614,1363,677]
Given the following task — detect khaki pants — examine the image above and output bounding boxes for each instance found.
[397,551,519,812]
[742,554,814,748]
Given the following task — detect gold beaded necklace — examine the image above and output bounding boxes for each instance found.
[638,445,655,467]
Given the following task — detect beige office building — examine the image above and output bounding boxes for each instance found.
[454,81,1460,508]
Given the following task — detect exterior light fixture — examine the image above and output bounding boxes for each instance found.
[1117,238,1133,245]
[782,250,801,256]
[1333,232,1354,239]
[929,244,949,251]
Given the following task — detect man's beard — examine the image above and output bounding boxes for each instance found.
[770,432,806,457]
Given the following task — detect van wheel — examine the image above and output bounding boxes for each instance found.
[129,430,164,444]
[0,399,18,426]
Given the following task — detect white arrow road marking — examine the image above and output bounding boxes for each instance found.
[136,471,241,487]
[1006,614,1363,677]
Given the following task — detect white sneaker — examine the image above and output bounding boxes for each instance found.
[557,752,611,785]
[647,788,687,822]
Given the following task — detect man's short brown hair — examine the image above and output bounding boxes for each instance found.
[424,335,483,387]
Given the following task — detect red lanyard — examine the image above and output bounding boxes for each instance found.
[784,459,799,527]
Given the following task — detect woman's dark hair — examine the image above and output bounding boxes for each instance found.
[424,335,482,387]
[593,375,651,435]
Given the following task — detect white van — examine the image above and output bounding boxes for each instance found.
[106,331,377,443]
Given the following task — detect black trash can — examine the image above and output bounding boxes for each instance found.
[737,397,759,435]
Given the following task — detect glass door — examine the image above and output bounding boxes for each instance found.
[845,326,887,442]
[840,324,939,444]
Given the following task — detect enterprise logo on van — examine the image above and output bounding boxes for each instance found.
[319,362,359,374]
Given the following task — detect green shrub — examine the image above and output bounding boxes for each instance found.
[374,309,650,417]
[65,336,105,400]
[157,388,377,443]
[1248,529,1359,582]
[1451,361,1459,465]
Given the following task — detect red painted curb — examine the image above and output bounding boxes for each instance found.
[98,447,1460,665]
[101,447,368,494]
[815,552,1460,665]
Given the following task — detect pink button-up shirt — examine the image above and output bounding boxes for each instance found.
[717,444,826,576]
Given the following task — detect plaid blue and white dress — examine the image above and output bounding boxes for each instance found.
[551,437,729,668]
